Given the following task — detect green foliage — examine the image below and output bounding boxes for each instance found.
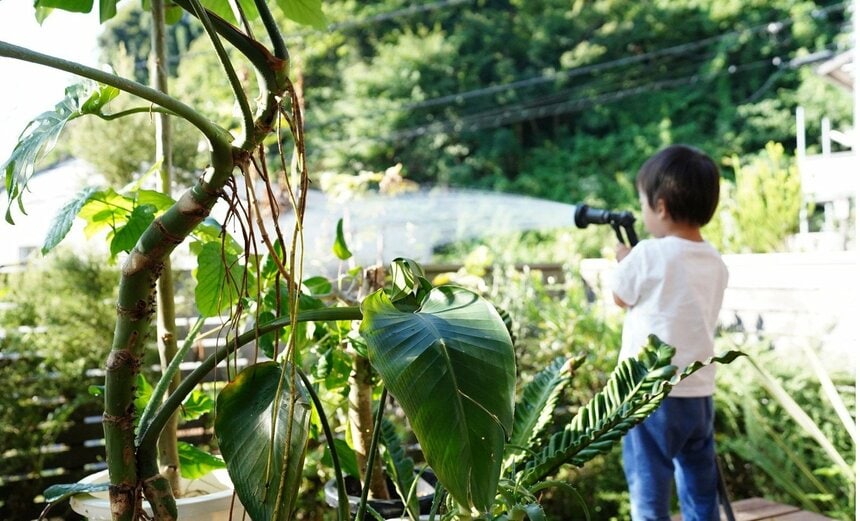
[215,361,311,521]
[97,4,204,84]
[361,283,516,513]
[715,341,856,520]
[288,0,851,203]
[704,142,801,253]
[3,83,118,224]
[0,252,121,513]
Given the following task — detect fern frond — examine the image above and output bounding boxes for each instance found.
[504,356,583,470]
[517,335,743,487]
[379,417,419,516]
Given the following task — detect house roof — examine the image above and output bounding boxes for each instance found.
[815,50,854,91]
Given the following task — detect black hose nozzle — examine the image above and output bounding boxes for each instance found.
[572,204,639,246]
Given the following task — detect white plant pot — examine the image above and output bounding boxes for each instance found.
[70,468,245,521]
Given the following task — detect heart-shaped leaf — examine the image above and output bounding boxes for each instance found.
[360,286,515,513]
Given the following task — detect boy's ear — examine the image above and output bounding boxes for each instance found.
[655,198,669,218]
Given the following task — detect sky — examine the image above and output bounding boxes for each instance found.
[0,2,102,158]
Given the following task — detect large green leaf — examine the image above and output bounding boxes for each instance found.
[215,362,310,521]
[360,286,516,513]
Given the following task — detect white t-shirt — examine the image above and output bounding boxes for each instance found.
[611,236,728,397]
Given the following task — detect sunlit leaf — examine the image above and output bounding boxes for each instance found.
[3,83,121,224]
[332,218,352,260]
[199,0,259,24]
[34,0,94,14]
[177,441,226,480]
[275,0,327,29]
[136,189,175,212]
[98,0,118,22]
[181,389,215,422]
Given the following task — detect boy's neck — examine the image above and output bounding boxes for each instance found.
[663,221,704,242]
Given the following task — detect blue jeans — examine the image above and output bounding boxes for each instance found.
[622,396,719,521]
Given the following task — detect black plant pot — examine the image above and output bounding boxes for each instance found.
[323,469,437,521]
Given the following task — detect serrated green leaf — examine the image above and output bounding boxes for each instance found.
[77,188,134,237]
[42,186,100,254]
[110,204,156,257]
[332,218,352,260]
[194,242,247,317]
[177,441,226,480]
[275,0,327,29]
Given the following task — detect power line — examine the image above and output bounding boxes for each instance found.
[307,1,849,130]
[314,57,784,150]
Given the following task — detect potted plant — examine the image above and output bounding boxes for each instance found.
[1,2,742,521]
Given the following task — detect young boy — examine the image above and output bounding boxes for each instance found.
[611,144,729,521]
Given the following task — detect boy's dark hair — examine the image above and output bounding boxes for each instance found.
[637,144,721,226]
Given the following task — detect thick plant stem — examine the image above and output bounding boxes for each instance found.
[349,355,390,500]
[103,142,233,521]
[151,0,181,497]
[350,267,389,500]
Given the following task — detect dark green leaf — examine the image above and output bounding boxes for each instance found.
[361,286,515,512]
[42,186,100,254]
[332,218,352,260]
[506,357,579,468]
[321,438,359,478]
[215,362,310,521]
[177,441,226,480]
[43,482,109,503]
[380,418,419,518]
[110,204,156,257]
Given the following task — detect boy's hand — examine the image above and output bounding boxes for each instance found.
[615,243,631,262]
